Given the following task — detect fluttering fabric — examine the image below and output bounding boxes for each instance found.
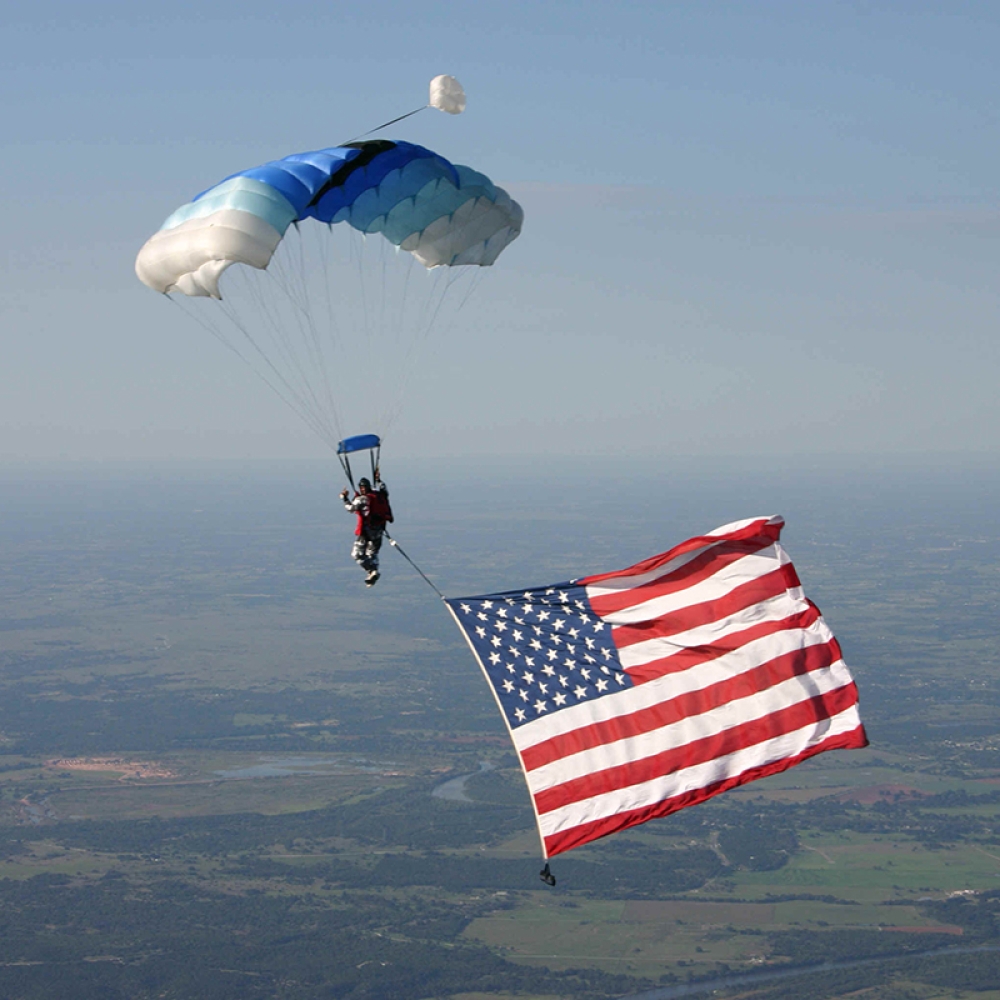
[447,516,868,858]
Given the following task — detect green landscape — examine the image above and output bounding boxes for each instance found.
[0,466,998,999]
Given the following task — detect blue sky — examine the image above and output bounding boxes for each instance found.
[2,1,998,461]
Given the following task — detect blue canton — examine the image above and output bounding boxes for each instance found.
[447,583,634,730]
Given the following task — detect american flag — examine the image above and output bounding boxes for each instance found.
[445,516,867,858]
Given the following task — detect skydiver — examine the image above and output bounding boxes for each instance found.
[340,474,393,587]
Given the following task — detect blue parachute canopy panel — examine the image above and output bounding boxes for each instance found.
[337,434,381,455]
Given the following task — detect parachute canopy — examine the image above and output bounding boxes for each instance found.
[136,139,522,299]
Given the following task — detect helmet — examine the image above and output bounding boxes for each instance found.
[358,477,372,490]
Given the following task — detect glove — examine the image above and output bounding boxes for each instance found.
[339,489,349,500]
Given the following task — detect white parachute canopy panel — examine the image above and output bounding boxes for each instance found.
[429,75,466,115]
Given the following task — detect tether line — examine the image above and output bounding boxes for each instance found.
[384,531,446,600]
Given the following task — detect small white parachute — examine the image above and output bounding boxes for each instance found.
[429,75,466,115]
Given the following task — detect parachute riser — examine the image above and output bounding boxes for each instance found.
[336,442,381,493]
[338,452,356,492]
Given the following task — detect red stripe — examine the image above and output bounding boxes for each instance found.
[588,538,778,618]
[623,605,822,685]
[612,563,802,649]
[580,518,783,588]
[521,637,840,772]
[532,681,861,815]
[542,724,869,857]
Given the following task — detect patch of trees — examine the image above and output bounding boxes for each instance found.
[908,948,1000,991]
[717,815,798,872]
[767,928,961,965]
[0,874,650,1000]
[921,889,1000,940]
[463,766,532,807]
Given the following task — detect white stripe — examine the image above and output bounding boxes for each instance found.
[537,704,862,838]
[526,659,856,794]
[582,516,781,599]
[706,515,783,537]
[512,620,836,753]
[584,542,721,598]
[616,591,809,669]
[595,546,793,627]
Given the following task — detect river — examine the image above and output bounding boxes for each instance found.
[618,944,1000,1000]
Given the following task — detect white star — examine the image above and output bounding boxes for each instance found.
[547,649,558,661]
[514,708,526,721]
[579,613,591,624]
[564,658,575,669]
[545,588,556,595]
[566,644,576,655]
[553,618,565,630]
[490,636,501,648]
[506,663,516,674]
[574,600,585,610]
[537,610,550,622]
[615,673,627,685]
[522,603,533,614]
[495,622,507,633]
[505,597,516,606]
[542,664,556,677]
[502,679,515,693]
[558,591,570,603]
[534,699,548,714]
[514,617,524,626]
[595,678,609,692]
[522,671,535,685]
[580,668,591,680]
[518,689,529,702]
[497,607,507,618]
[593,622,605,632]
[508,646,521,658]
[551,634,562,647]
[553,692,567,706]
[524,655,535,667]
[475,626,486,638]
[538,682,549,694]
[489,652,501,665]
[513,630,523,642]
[529,639,542,651]
[601,648,613,659]
[477,612,488,621]
[460,603,471,614]
[600,665,610,675]
[574,685,588,699]
[558,675,569,687]
[585,637,596,649]
[483,600,494,609]
[569,627,580,639]
[523,592,534,600]
[584,654,596,664]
